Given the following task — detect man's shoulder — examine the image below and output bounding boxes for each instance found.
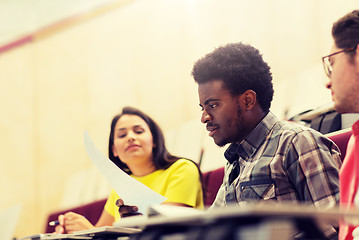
[274,120,323,137]
[261,112,322,138]
[268,120,334,148]
[272,120,340,156]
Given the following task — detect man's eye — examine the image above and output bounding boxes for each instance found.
[329,57,334,66]
[209,103,218,109]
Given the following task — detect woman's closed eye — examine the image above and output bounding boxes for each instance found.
[118,133,127,138]
[133,127,144,134]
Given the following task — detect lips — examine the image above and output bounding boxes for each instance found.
[206,125,219,137]
[126,144,140,151]
[330,91,335,101]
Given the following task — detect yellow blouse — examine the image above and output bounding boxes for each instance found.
[104,159,204,222]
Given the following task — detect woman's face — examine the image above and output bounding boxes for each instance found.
[111,114,154,169]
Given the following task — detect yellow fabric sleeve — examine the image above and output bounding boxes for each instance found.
[104,159,203,222]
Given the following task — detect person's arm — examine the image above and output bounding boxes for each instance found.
[94,209,115,227]
[54,209,114,234]
[285,132,341,239]
[285,132,341,204]
[160,159,203,208]
[55,212,94,234]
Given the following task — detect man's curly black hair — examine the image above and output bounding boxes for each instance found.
[191,42,274,112]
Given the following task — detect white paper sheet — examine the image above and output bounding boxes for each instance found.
[83,131,166,214]
[0,204,22,240]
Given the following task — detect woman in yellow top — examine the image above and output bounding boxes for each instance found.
[56,106,204,233]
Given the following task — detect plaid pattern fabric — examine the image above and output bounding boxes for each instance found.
[211,111,341,239]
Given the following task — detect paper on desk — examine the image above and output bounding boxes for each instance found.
[83,131,166,214]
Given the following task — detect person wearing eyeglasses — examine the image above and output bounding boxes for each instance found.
[323,10,359,240]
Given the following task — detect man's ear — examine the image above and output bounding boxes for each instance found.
[241,90,257,111]
[355,43,359,67]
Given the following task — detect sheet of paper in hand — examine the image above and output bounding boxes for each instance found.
[83,130,167,214]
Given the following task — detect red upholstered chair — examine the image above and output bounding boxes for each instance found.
[44,198,107,233]
[202,167,225,207]
[326,128,352,162]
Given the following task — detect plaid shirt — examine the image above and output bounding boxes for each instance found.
[211,111,341,238]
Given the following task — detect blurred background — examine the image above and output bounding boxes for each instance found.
[0,0,358,237]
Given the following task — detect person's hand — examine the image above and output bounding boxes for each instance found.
[116,199,142,218]
[353,225,359,240]
[54,214,65,234]
[55,212,94,234]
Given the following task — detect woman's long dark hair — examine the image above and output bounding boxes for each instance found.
[108,106,181,173]
[108,106,205,204]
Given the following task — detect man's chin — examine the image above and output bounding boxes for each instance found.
[334,102,352,114]
[213,137,228,147]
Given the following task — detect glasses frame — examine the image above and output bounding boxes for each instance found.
[322,46,356,78]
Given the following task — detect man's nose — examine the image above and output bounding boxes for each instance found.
[201,110,212,123]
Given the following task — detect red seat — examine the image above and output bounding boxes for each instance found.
[44,198,106,233]
[202,167,225,207]
[327,128,352,162]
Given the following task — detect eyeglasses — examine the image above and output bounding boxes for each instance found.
[322,47,356,78]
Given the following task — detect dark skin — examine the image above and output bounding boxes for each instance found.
[198,80,267,146]
[233,89,268,144]
[116,199,142,218]
[115,198,191,217]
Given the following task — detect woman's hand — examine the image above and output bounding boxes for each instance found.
[54,214,65,234]
[54,212,94,234]
[116,199,142,218]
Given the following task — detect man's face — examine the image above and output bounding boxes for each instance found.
[326,43,359,113]
[198,80,246,147]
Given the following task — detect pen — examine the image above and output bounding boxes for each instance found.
[49,220,60,226]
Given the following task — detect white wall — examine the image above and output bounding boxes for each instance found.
[0,0,358,237]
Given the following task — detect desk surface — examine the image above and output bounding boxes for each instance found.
[20,203,358,240]
[114,202,357,228]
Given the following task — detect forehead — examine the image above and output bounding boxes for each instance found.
[198,80,231,104]
[115,114,148,129]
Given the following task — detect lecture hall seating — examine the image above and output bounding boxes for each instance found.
[44,128,352,233]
